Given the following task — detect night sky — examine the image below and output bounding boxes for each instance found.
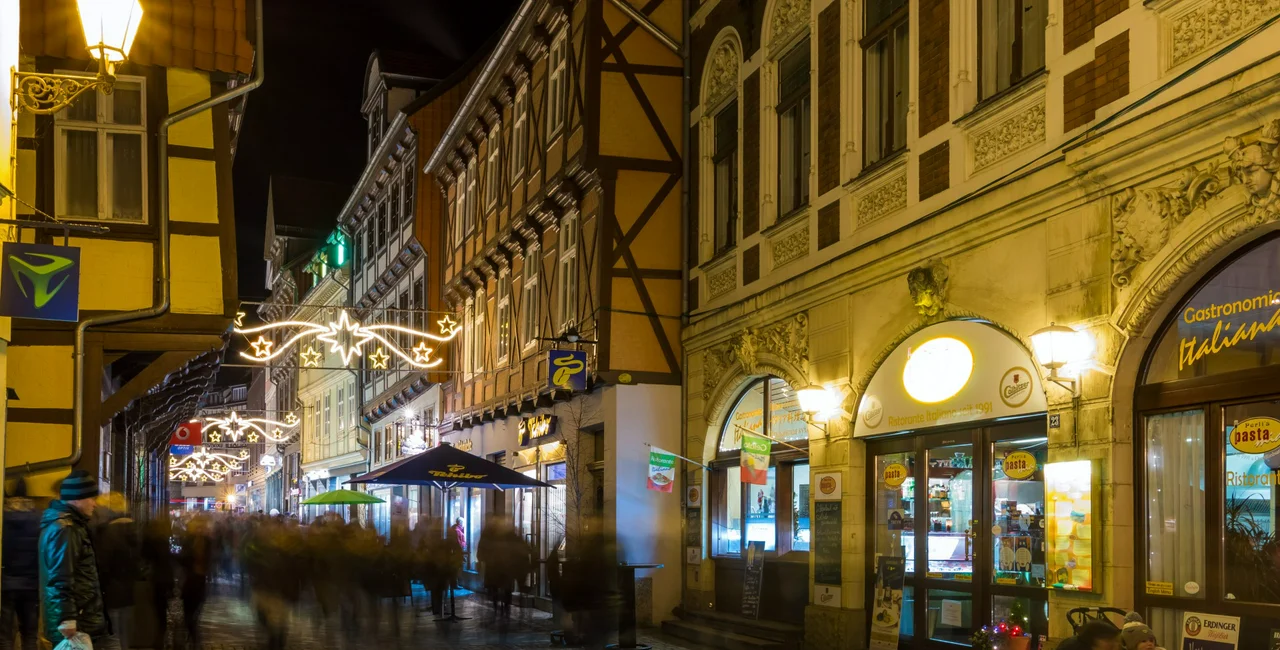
[231,0,519,300]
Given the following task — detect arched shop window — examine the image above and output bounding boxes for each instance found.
[1137,235,1280,647]
[712,377,810,556]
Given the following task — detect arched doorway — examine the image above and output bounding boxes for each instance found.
[709,376,811,624]
[1133,233,1280,646]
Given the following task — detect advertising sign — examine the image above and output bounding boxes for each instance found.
[0,242,81,322]
[1001,451,1038,479]
[517,414,556,446]
[813,500,842,585]
[548,349,588,391]
[814,471,842,500]
[170,421,202,447]
[1179,612,1239,650]
[741,541,766,619]
[647,446,676,492]
[740,432,770,485]
[170,445,194,456]
[869,556,906,650]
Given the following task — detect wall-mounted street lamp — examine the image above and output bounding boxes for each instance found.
[797,383,850,437]
[12,0,144,114]
[1029,323,1093,397]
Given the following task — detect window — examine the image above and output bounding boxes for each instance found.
[473,290,486,373]
[354,231,364,271]
[1145,410,1205,597]
[511,86,528,183]
[980,0,1047,99]
[497,272,512,363]
[713,101,738,255]
[413,282,426,332]
[403,166,415,224]
[399,291,411,367]
[336,387,344,447]
[463,301,475,377]
[792,463,810,551]
[453,173,466,246]
[364,226,374,264]
[485,127,501,208]
[323,394,332,447]
[557,214,578,330]
[390,181,402,223]
[546,27,569,138]
[347,381,357,430]
[55,77,146,222]
[466,159,478,233]
[377,202,388,250]
[522,247,540,348]
[864,0,908,165]
[777,43,811,216]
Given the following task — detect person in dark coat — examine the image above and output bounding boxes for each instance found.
[95,503,141,650]
[1,479,41,650]
[139,516,174,650]
[38,471,118,649]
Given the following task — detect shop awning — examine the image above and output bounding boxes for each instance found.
[347,443,552,490]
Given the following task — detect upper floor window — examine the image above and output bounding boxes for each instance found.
[398,290,411,368]
[465,159,478,234]
[523,247,541,349]
[777,42,811,216]
[557,214,578,330]
[390,180,402,222]
[463,301,475,377]
[56,77,146,223]
[368,95,386,157]
[546,27,569,139]
[980,0,1047,99]
[347,381,357,429]
[452,172,466,246]
[497,271,512,364]
[511,86,528,183]
[376,201,388,250]
[484,127,501,209]
[364,224,375,264]
[713,101,738,254]
[412,281,426,331]
[473,290,487,374]
[864,0,908,166]
[354,231,364,271]
[402,168,415,224]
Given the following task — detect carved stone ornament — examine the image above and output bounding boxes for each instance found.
[771,226,809,266]
[857,173,908,227]
[707,264,737,298]
[705,40,740,109]
[701,314,809,397]
[908,261,950,320]
[769,0,811,49]
[1169,0,1280,68]
[1114,117,1280,333]
[970,102,1046,171]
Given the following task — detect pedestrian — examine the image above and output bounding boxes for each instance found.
[178,513,213,649]
[38,470,118,649]
[140,516,174,650]
[94,495,141,650]
[1,478,40,650]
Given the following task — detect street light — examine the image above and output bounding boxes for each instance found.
[13,0,145,114]
[1029,323,1092,396]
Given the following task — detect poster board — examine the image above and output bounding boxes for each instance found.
[813,500,842,585]
[1180,612,1239,650]
[869,556,906,650]
[741,541,766,619]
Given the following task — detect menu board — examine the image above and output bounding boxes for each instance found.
[686,507,701,547]
[741,541,766,619]
[813,500,843,585]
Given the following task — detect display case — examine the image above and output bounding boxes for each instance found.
[1044,460,1099,591]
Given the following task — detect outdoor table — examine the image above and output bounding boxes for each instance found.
[608,562,663,650]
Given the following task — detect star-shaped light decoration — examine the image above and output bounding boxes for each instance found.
[247,431,260,443]
[284,413,298,425]
[250,336,274,359]
[208,432,222,443]
[234,311,247,327]
[239,450,250,459]
[316,310,375,366]
[300,345,322,368]
[271,428,284,439]
[412,341,434,364]
[369,347,391,369]
[437,314,459,336]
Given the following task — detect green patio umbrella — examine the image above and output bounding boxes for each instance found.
[301,489,384,505]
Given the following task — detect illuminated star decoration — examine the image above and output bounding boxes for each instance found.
[234,311,247,327]
[169,447,245,482]
[300,345,322,368]
[411,341,434,364]
[233,308,459,369]
[369,347,390,370]
[203,411,299,444]
[284,412,299,425]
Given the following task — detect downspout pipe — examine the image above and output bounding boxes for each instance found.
[10,0,266,475]
[678,0,691,613]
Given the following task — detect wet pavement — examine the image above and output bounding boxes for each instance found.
[176,585,711,650]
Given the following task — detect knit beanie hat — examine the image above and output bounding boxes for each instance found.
[1121,612,1156,650]
[60,470,99,501]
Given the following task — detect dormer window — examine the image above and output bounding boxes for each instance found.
[367,94,387,158]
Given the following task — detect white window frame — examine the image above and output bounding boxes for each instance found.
[484,126,501,208]
[473,289,486,374]
[451,180,463,247]
[463,300,475,378]
[522,246,541,352]
[510,86,528,185]
[546,27,569,139]
[497,271,512,364]
[54,74,149,223]
[465,159,478,234]
[557,214,578,331]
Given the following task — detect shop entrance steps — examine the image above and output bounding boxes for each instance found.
[661,607,803,650]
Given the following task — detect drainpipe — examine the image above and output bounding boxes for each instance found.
[678,0,691,615]
[11,0,266,475]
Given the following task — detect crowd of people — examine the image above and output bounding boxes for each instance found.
[0,470,621,650]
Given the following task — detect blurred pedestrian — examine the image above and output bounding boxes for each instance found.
[38,470,119,649]
[178,513,213,649]
[1,479,40,650]
[140,516,174,649]
[94,494,141,650]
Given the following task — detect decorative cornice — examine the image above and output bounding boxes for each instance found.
[700,313,810,431]
[770,218,809,267]
[1164,0,1280,69]
[856,171,908,227]
[970,100,1046,172]
[768,0,811,55]
[704,38,740,108]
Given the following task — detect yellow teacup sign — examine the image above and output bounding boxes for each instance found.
[883,462,909,487]
[1229,417,1280,454]
[1002,451,1037,480]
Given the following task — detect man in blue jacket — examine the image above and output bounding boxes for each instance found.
[38,471,118,649]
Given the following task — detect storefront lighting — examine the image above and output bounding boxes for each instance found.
[902,337,973,403]
[1030,323,1092,396]
[797,384,837,416]
[13,0,144,114]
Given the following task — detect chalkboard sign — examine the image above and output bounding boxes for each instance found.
[813,500,843,585]
[741,541,766,619]
[686,507,701,547]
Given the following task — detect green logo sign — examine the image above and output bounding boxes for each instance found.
[0,243,81,321]
[9,252,74,308]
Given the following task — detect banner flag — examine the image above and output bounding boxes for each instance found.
[741,432,770,485]
[647,446,676,492]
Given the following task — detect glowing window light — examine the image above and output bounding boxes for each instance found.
[902,337,973,403]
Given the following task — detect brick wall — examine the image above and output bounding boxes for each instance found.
[743,244,760,284]
[818,2,841,194]
[688,123,700,268]
[919,142,950,201]
[918,0,950,137]
[742,72,761,236]
[818,202,840,250]
[1063,31,1129,132]
[1064,0,1128,54]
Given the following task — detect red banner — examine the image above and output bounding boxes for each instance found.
[171,421,202,446]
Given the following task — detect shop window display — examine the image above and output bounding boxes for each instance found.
[925,442,974,579]
[875,452,916,573]
[1145,410,1205,598]
[792,464,811,551]
[1222,401,1280,603]
[992,438,1046,587]
[746,467,777,551]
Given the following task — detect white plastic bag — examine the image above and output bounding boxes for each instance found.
[53,632,93,650]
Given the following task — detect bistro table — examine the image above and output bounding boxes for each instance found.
[607,563,664,650]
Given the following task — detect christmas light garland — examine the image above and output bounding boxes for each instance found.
[169,447,249,482]
[234,309,460,369]
[204,411,299,444]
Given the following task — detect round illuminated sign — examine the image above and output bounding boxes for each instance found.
[1002,451,1037,480]
[902,337,974,403]
[1229,417,1280,454]
[883,463,909,487]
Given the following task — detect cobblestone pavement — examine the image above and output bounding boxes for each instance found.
[171,586,711,650]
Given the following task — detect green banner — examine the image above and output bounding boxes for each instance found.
[647,447,676,492]
[741,432,770,485]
